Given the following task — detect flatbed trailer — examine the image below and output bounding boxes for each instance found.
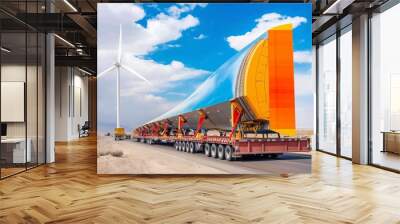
[132,134,310,161]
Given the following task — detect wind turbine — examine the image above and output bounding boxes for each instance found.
[98,24,151,136]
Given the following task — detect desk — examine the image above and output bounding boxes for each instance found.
[382,131,400,154]
[1,138,31,163]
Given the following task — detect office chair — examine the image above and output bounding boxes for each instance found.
[79,121,90,138]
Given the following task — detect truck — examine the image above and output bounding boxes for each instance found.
[131,24,311,160]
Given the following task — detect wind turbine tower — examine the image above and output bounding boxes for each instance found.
[98,24,151,140]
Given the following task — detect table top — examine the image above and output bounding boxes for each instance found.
[1,138,29,143]
[381,131,400,134]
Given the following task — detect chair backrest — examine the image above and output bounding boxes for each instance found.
[82,121,90,129]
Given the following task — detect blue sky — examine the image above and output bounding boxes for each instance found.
[97,3,313,133]
[147,4,311,69]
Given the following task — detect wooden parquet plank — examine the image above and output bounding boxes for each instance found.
[0,136,400,223]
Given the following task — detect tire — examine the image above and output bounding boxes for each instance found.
[271,154,280,159]
[204,144,211,157]
[195,143,203,153]
[178,141,183,151]
[189,142,195,153]
[182,142,186,152]
[217,145,225,160]
[175,142,180,150]
[183,142,187,152]
[185,142,190,152]
[225,145,233,161]
[211,144,218,158]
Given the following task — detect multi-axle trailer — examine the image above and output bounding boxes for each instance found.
[131,24,311,160]
[132,133,310,161]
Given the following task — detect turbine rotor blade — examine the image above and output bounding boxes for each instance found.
[121,64,152,85]
[98,65,116,78]
[117,24,122,64]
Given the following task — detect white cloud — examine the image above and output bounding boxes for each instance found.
[98,4,200,56]
[146,4,161,11]
[294,51,312,64]
[98,4,145,23]
[166,92,188,97]
[134,13,199,55]
[98,50,210,97]
[227,13,307,51]
[194,34,207,40]
[168,3,207,17]
[167,44,181,48]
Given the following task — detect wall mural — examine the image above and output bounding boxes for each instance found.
[97,3,313,175]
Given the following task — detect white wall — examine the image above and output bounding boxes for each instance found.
[1,63,46,164]
[55,66,69,141]
[72,73,89,137]
[1,65,26,138]
[1,64,39,138]
[55,67,89,141]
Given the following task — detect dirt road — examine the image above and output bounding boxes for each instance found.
[97,136,311,175]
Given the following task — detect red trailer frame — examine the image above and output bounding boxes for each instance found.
[132,133,310,161]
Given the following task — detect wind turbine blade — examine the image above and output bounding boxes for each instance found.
[117,24,122,64]
[97,65,116,78]
[121,64,152,85]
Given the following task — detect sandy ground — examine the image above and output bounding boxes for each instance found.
[97,136,311,175]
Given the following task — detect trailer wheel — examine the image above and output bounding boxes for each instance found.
[175,142,179,150]
[181,142,185,151]
[211,144,218,158]
[178,141,183,151]
[204,144,211,157]
[181,142,186,152]
[225,145,233,161]
[271,153,281,159]
[189,142,195,153]
[185,142,190,152]
[217,144,225,160]
[195,143,203,153]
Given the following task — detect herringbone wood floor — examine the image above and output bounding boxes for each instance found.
[1,136,400,224]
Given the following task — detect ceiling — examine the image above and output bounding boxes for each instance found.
[0,0,392,74]
[312,0,391,43]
